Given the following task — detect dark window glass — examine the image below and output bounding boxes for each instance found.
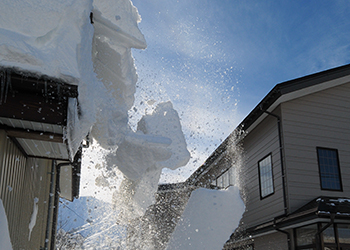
[338,224,350,244]
[258,154,274,198]
[296,224,318,247]
[317,148,342,191]
[322,224,335,244]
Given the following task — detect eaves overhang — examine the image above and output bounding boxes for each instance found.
[0,67,79,160]
[237,196,350,239]
[237,63,350,134]
[0,67,82,199]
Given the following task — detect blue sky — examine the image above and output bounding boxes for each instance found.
[130,0,350,182]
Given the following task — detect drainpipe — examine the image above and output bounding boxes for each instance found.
[44,161,71,250]
[273,222,292,250]
[263,109,291,250]
[262,109,288,215]
[44,160,56,250]
[50,162,71,250]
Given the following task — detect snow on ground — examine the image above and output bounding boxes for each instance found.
[0,199,13,250]
[57,196,127,248]
[166,186,245,250]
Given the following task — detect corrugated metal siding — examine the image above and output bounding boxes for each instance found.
[0,130,55,250]
[282,82,350,213]
[0,117,63,134]
[240,108,285,228]
[17,138,69,159]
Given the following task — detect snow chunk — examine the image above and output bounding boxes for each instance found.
[108,102,190,220]
[28,197,39,241]
[93,0,146,49]
[138,102,191,171]
[166,186,245,250]
[0,199,13,250]
[107,101,190,181]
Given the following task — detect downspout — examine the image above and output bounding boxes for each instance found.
[262,109,291,250]
[44,160,56,250]
[262,109,288,215]
[315,214,335,250]
[273,222,292,250]
[49,162,71,250]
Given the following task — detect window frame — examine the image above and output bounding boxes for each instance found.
[294,222,350,250]
[258,153,275,199]
[316,147,343,191]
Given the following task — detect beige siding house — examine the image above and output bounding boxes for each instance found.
[186,64,350,250]
[0,68,83,250]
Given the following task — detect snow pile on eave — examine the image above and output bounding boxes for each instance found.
[0,0,92,83]
[166,186,245,250]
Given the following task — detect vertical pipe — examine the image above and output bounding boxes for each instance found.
[50,162,71,250]
[263,110,288,215]
[263,109,291,250]
[44,160,56,250]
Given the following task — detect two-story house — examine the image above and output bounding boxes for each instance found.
[197,64,350,250]
[118,64,350,250]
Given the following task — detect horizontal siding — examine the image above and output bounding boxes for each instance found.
[240,110,285,228]
[282,82,350,212]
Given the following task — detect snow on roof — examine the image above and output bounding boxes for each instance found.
[0,0,92,82]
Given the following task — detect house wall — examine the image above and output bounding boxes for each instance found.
[239,107,285,228]
[0,130,55,249]
[282,82,350,213]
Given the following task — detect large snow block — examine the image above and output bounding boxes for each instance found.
[166,186,245,250]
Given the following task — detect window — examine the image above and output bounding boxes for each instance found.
[230,245,254,250]
[214,167,235,189]
[258,154,274,199]
[295,224,318,248]
[295,223,350,250]
[338,224,350,245]
[317,147,342,191]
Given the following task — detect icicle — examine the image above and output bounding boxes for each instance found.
[4,70,11,104]
[0,70,5,105]
[57,82,61,102]
[44,80,48,103]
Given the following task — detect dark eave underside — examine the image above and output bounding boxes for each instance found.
[0,67,78,126]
